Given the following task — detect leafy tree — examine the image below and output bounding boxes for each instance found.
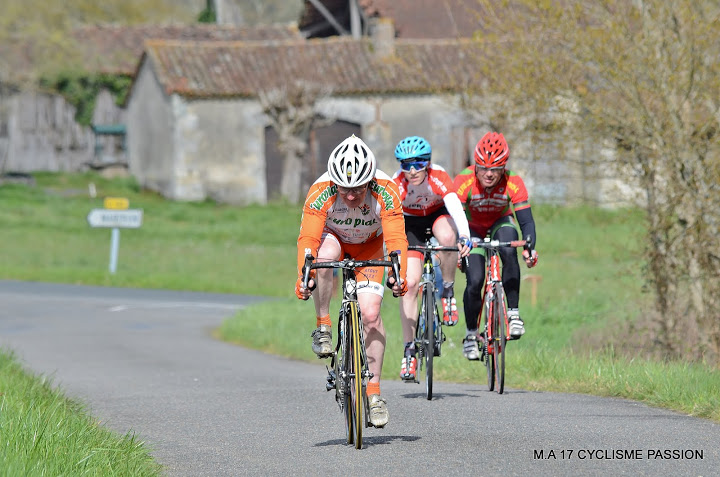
[468,0,720,363]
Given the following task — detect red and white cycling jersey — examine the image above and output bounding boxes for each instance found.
[392,164,455,217]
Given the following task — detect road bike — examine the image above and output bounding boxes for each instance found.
[302,252,400,449]
[469,237,527,394]
[407,240,461,400]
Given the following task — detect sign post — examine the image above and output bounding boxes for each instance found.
[87,198,142,274]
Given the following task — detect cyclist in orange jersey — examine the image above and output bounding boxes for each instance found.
[295,134,408,428]
[391,136,473,381]
[453,132,538,360]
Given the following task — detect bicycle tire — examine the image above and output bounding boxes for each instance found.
[349,301,364,448]
[494,285,507,394]
[423,284,435,400]
[434,296,443,357]
[340,307,354,445]
[484,297,495,392]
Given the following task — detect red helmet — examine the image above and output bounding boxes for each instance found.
[474,132,509,168]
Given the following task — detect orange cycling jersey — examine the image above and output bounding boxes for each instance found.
[392,164,455,217]
[297,170,408,281]
[454,167,531,234]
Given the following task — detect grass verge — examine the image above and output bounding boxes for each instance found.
[0,349,162,476]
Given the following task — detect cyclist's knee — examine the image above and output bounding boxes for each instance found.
[359,298,382,323]
[316,267,334,282]
[433,222,456,246]
[404,275,420,293]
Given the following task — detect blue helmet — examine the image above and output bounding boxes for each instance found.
[394,136,432,162]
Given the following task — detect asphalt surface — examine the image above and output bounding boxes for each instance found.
[1,280,718,476]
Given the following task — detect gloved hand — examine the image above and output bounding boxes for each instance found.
[522,249,539,268]
[388,273,408,297]
[295,271,316,300]
[457,235,473,258]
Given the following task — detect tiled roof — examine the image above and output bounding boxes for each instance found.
[73,23,302,75]
[141,36,482,98]
[298,0,481,38]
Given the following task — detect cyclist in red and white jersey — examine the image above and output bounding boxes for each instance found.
[392,136,472,381]
[295,135,408,428]
[453,132,538,360]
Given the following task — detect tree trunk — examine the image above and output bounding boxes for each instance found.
[280,150,302,204]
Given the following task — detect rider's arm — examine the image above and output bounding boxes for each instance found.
[296,182,332,276]
[442,192,471,239]
[515,207,536,250]
[375,176,409,284]
[506,173,536,249]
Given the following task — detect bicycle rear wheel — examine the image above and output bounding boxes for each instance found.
[493,285,507,394]
[422,284,435,400]
[349,301,364,448]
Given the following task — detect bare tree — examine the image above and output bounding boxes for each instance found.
[469,0,720,363]
[259,81,334,204]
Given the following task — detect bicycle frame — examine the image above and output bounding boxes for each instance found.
[303,252,400,449]
[408,241,459,400]
[472,237,526,394]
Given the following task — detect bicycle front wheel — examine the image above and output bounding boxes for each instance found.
[493,284,507,394]
[349,301,364,448]
[339,309,354,445]
[422,284,435,400]
[484,300,495,392]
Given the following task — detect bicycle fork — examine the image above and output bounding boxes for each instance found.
[325,304,373,410]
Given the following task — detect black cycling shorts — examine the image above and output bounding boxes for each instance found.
[404,207,450,248]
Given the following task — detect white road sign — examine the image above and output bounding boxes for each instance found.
[87,208,143,228]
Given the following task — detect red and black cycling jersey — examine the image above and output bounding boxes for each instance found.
[453,167,536,247]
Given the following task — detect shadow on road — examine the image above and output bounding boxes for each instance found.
[314,434,421,448]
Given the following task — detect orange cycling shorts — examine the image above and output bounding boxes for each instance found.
[318,231,386,296]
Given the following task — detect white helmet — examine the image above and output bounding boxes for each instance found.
[327,135,377,187]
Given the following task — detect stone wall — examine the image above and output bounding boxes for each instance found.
[0,90,126,174]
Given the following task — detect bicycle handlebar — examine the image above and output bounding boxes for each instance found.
[408,244,462,253]
[458,237,530,274]
[470,237,527,249]
[302,252,401,290]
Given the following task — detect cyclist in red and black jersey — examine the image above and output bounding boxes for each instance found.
[453,132,539,360]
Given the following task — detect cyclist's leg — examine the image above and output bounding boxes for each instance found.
[461,227,487,360]
[399,255,421,380]
[349,237,388,427]
[400,216,427,344]
[463,248,486,331]
[400,216,432,379]
[433,213,460,325]
[314,231,342,318]
[491,218,525,337]
[310,232,342,357]
[357,290,387,426]
[399,256,422,340]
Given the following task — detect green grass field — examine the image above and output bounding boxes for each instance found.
[1,171,719,473]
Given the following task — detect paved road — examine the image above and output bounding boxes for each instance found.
[1,280,718,476]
